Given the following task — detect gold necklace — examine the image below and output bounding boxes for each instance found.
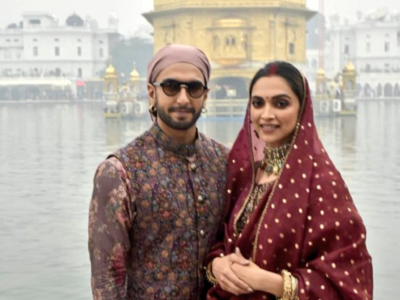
[260,143,290,176]
[236,183,270,233]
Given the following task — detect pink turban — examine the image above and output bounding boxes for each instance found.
[147,44,211,85]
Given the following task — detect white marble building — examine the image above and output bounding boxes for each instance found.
[0,12,119,80]
[323,9,400,98]
[304,48,319,93]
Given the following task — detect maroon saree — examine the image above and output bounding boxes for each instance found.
[206,79,373,300]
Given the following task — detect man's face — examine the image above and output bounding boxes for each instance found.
[148,63,208,131]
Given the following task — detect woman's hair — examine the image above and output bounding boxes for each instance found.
[249,61,305,104]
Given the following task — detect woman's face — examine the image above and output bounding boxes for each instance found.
[250,75,301,148]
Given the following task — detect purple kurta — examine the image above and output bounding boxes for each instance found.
[89,124,229,300]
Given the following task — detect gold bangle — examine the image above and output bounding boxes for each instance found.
[277,270,293,300]
[290,275,298,300]
[206,261,218,286]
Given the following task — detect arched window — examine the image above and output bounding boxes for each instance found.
[225,37,230,46]
[394,84,400,97]
[346,80,354,90]
[225,35,236,48]
[384,83,393,97]
[364,84,371,97]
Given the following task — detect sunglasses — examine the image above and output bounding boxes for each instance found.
[152,79,207,98]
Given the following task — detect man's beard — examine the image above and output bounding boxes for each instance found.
[155,101,202,131]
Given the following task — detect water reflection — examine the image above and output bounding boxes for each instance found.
[0,101,399,299]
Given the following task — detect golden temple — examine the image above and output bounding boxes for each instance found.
[143,0,315,97]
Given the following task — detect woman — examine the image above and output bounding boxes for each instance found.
[205,61,373,300]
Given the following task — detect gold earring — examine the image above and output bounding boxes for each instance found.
[149,104,157,114]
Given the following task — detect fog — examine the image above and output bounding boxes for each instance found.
[1,0,400,34]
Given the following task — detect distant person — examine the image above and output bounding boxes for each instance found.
[335,88,341,99]
[88,44,229,299]
[205,61,373,299]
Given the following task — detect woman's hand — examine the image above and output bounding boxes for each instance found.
[231,248,284,297]
[212,248,254,296]
[231,259,264,291]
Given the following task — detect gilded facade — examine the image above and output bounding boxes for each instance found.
[143,0,314,97]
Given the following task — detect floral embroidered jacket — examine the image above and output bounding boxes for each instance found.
[89,124,229,300]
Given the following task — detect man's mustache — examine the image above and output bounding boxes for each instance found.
[168,106,195,114]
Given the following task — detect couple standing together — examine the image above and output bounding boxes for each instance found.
[88,45,373,300]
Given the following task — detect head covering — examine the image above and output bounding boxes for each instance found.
[206,64,373,299]
[147,44,211,85]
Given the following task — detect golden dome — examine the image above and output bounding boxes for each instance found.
[105,63,116,75]
[317,68,325,77]
[343,62,355,72]
[130,63,139,79]
[154,0,307,10]
[104,56,117,79]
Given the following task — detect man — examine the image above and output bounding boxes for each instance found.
[88,44,229,300]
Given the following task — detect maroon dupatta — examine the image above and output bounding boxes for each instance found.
[206,78,373,300]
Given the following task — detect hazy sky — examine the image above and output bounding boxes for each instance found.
[0,0,399,35]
